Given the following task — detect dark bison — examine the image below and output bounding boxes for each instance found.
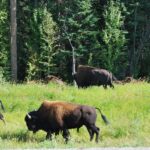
[0,100,5,124]
[73,65,116,89]
[25,100,109,142]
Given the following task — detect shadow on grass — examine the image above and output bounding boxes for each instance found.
[0,130,45,142]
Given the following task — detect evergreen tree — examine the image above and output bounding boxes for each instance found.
[0,0,10,81]
[100,0,127,77]
[49,0,100,81]
[122,0,150,77]
[17,1,58,81]
[1,0,150,82]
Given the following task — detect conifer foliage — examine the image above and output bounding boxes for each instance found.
[0,0,150,82]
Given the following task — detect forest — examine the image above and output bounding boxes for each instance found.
[0,0,150,83]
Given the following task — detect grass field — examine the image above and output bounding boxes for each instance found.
[0,82,149,148]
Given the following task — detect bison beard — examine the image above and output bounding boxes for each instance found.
[25,101,108,143]
[73,65,115,89]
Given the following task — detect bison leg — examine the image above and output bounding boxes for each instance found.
[103,85,107,89]
[86,127,94,141]
[46,131,52,140]
[55,131,59,135]
[109,83,114,88]
[77,125,82,133]
[92,125,99,143]
[95,127,100,142]
[62,129,70,143]
[108,80,114,88]
[87,125,99,142]
[77,127,80,133]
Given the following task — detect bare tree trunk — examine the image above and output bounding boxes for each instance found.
[10,0,17,82]
[65,32,77,87]
[62,9,77,86]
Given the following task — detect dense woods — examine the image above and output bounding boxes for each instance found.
[0,0,150,82]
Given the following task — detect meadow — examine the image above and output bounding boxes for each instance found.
[0,82,149,148]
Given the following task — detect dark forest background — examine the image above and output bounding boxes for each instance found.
[0,0,150,83]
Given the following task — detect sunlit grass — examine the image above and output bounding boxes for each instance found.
[0,82,149,148]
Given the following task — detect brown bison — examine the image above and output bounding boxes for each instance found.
[25,100,109,142]
[73,65,116,89]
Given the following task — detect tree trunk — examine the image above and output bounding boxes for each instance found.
[10,0,17,82]
[62,19,77,86]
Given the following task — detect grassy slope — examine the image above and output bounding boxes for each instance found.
[0,82,149,148]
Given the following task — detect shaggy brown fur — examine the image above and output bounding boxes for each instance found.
[38,101,79,128]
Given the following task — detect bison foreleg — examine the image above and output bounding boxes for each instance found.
[62,129,70,143]
[46,132,52,140]
[77,127,80,133]
[109,83,114,88]
[103,85,107,89]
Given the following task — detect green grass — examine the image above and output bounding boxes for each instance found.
[0,82,149,148]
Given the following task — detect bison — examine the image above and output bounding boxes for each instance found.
[25,100,109,142]
[73,65,116,89]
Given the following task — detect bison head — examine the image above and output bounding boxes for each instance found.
[25,110,39,133]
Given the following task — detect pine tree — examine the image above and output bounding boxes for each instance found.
[100,0,127,77]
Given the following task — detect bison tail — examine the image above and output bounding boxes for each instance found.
[0,100,5,111]
[95,107,110,125]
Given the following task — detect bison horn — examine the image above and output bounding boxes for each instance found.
[27,113,32,119]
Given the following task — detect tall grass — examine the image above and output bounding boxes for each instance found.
[0,82,149,148]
